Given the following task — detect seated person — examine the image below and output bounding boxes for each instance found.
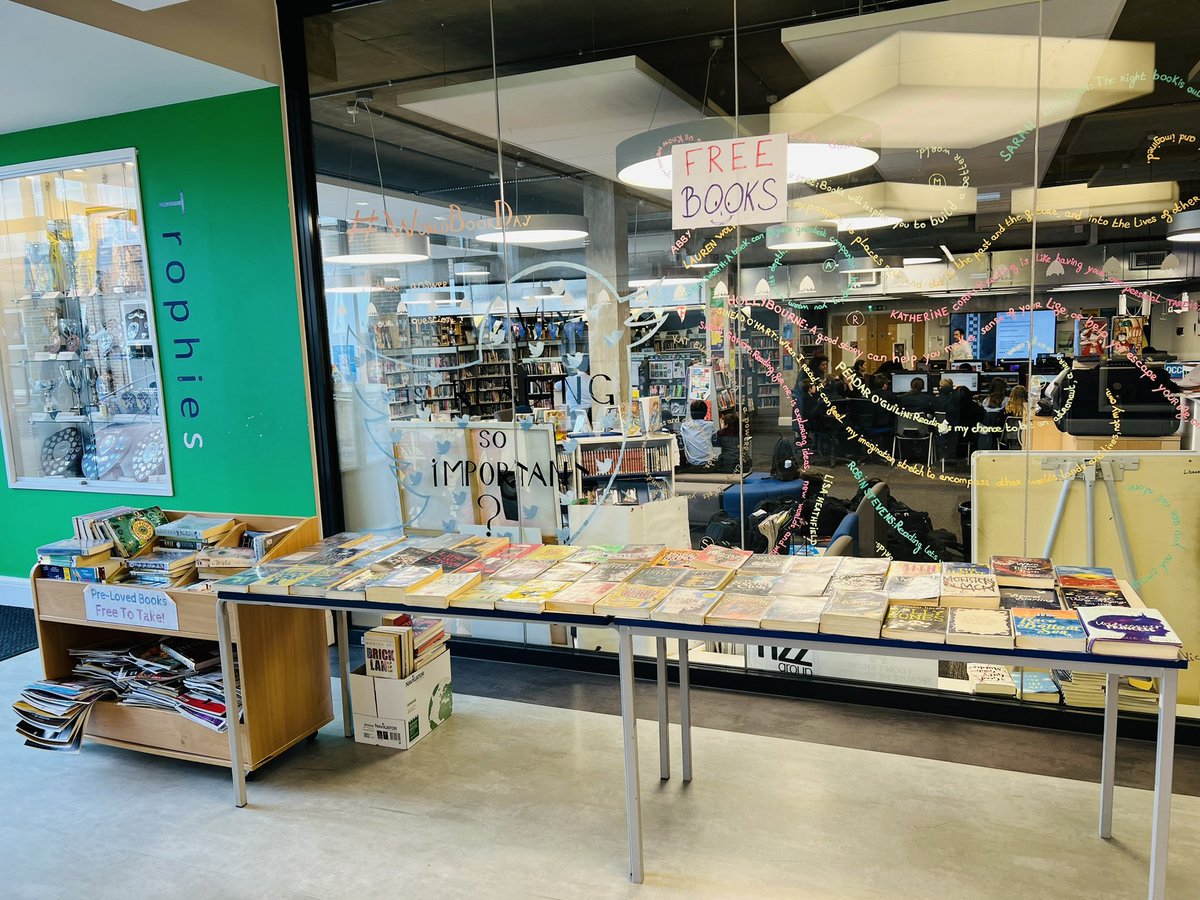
[932,378,955,413]
[1005,385,1028,419]
[897,377,934,415]
[717,410,740,437]
[869,372,897,433]
[679,400,721,466]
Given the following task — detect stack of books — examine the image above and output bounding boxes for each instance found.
[1051,669,1105,708]
[819,590,889,638]
[11,677,116,751]
[36,537,126,584]
[365,616,448,678]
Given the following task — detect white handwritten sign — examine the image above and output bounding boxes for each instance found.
[84,583,180,631]
[671,134,787,229]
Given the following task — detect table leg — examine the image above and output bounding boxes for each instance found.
[656,636,670,780]
[336,610,353,738]
[1148,669,1177,900]
[678,638,692,783]
[1100,671,1118,839]
[618,626,644,884]
[216,598,247,808]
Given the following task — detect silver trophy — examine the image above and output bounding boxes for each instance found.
[61,365,84,414]
[34,376,60,415]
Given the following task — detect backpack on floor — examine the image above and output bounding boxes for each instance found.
[700,510,740,549]
[769,437,799,481]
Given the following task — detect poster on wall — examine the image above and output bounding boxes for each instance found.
[1110,316,1145,357]
[1075,318,1108,358]
[671,134,787,229]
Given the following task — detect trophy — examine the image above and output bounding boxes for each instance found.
[61,365,84,414]
[34,376,60,416]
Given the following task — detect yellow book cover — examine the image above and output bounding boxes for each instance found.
[525,545,580,562]
[594,584,671,618]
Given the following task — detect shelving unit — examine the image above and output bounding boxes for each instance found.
[29,511,332,770]
[559,433,678,504]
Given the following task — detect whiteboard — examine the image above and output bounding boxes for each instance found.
[973,451,1200,705]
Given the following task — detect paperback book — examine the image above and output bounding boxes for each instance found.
[884,573,941,605]
[760,595,827,633]
[673,568,734,591]
[1055,565,1120,591]
[1011,608,1086,652]
[628,566,690,588]
[1062,587,1129,609]
[725,574,780,596]
[247,565,328,595]
[155,515,236,542]
[967,664,1016,697]
[593,584,671,618]
[705,593,774,628]
[1013,669,1062,704]
[581,561,645,583]
[495,579,570,613]
[786,556,842,577]
[405,571,484,609]
[362,566,444,602]
[990,555,1055,588]
[650,589,724,625]
[544,581,620,614]
[450,580,521,611]
[881,605,948,643]
[287,565,362,598]
[773,573,832,597]
[939,563,1001,608]
[693,545,753,570]
[999,587,1063,611]
[609,544,666,562]
[818,590,889,638]
[525,544,581,562]
[326,568,389,601]
[570,544,625,564]
[739,555,792,576]
[945,608,1014,649]
[493,559,554,582]
[1077,607,1182,659]
[652,548,704,568]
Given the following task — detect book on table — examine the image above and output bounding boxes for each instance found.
[247,565,328,595]
[1055,565,1120,591]
[493,558,555,582]
[945,608,1014,649]
[570,544,626,564]
[326,568,389,601]
[1077,607,1182,659]
[415,548,479,572]
[724,574,780,596]
[739,554,792,576]
[884,570,941,605]
[881,605,948,643]
[829,572,886,593]
[672,568,734,591]
[774,573,832,597]
[544,581,621,614]
[594,584,672,618]
[495,580,570,613]
[287,565,364,598]
[651,548,704,568]
[651,588,724,625]
[786,556,842,576]
[525,544,581,562]
[989,555,1055,589]
[213,565,288,594]
[609,544,666,562]
[818,590,889,638]
[580,561,645,583]
[835,557,891,576]
[1011,608,1085,652]
[450,581,521,611]
[693,545,754,570]
[371,546,435,572]
[362,566,444,602]
[450,535,511,557]
[939,563,1001,608]
[999,587,1063,610]
[490,543,541,561]
[627,566,690,588]
[705,593,774,628]
[458,556,512,577]
[759,595,826,633]
[404,572,484,609]
[544,561,596,581]
[1062,587,1129,609]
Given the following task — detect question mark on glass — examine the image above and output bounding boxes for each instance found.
[477,494,501,536]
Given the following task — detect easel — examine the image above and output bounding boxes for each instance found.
[1041,455,1139,578]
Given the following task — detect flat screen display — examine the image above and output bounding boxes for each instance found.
[993,310,1057,361]
[936,371,979,392]
[891,373,932,394]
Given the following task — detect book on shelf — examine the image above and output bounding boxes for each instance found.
[404,572,483,609]
[1051,669,1106,708]
[881,605,947,643]
[945,608,1014,649]
[939,563,1001,608]
[363,566,444,602]
[102,507,168,558]
[1055,565,1120,591]
[1062,587,1130,609]
[705,592,774,628]
[39,561,128,584]
[155,515,236,542]
[967,664,1016,697]
[495,580,570,613]
[1013,669,1062,703]
[990,556,1055,588]
[1077,607,1182,659]
[545,581,621,614]
[594,584,672,618]
[126,548,199,574]
[651,588,724,625]
[73,506,136,543]
[998,587,1063,610]
[818,590,889,638]
[36,538,114,567]
[760,595,826,633]
[196,547,257,570]
[1011,608,1086,652]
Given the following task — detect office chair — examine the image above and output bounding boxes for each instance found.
[892,419,934,470]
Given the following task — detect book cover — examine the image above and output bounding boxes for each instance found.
[494,558,554,581]
[581,561,645,583]
[884,574,941,602]
[450,580,520,610]
[739,555,793,576]
[651,588,723,625]
[492,543,540,561]
[595,584,672,618]
[967,664,1016,695]
[501,579,569,602]
[940,563,1000,605]
[213,565,287,593]
[126,549,198,572]
[371,546,431,572]
[673,568,734,590]
[1055,565,1120,591]
[525,544,580,562]
[545,581,620,613]
[451,535,511,557]
[705,593,774,627]
[103,507,168,557]
[786,556,843,577]
[882,605,948,642]
[1062,587,1129,609]
[760,595,827,632]
[543,561,596,582]
[197,547,257,569]
[946,608,1014,646]
[1014,670,1061,702]
[772,573,831,597]
[36,537,113,559]
[652,548,704,568]
[694,545,754,570]
[458,556,511,576]
[836,557,891,576]
[629,566,690,588]
[363,565,444,600]
[570,544,625,565]
[326,568,388,600]
[155,515,236,541]
[822,590,889,620]
[830,573,887,592]
[415,548,479,571]
[1011,608,1085,650]
[886,561,941,578]
[610,544,667,562]
[247,565,329,595]
[999,587,1063,610]
[725,574,780,596]
[1078,607,1182,658]
[990,555,1055,586]
[286,565,363,597]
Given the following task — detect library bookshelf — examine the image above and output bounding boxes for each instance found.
[29,511,333,770]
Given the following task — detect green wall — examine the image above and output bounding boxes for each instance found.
[0,88,315,576]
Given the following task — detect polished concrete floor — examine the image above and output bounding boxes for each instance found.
[3,647,1199,899]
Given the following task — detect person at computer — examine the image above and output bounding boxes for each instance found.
[680,399,721,467]
[1006,385,1028,419]
[933,378,955,413]
[948,327,974,362]
[977,377,1009,450]
[898,377,935,415]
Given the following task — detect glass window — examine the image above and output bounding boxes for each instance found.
[0,150,171,493]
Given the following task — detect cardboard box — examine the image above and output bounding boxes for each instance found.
[349,649,453,749]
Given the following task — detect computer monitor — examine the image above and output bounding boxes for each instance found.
[953,359,984,372]
[892,372,929,393]
[934,371,979,392]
